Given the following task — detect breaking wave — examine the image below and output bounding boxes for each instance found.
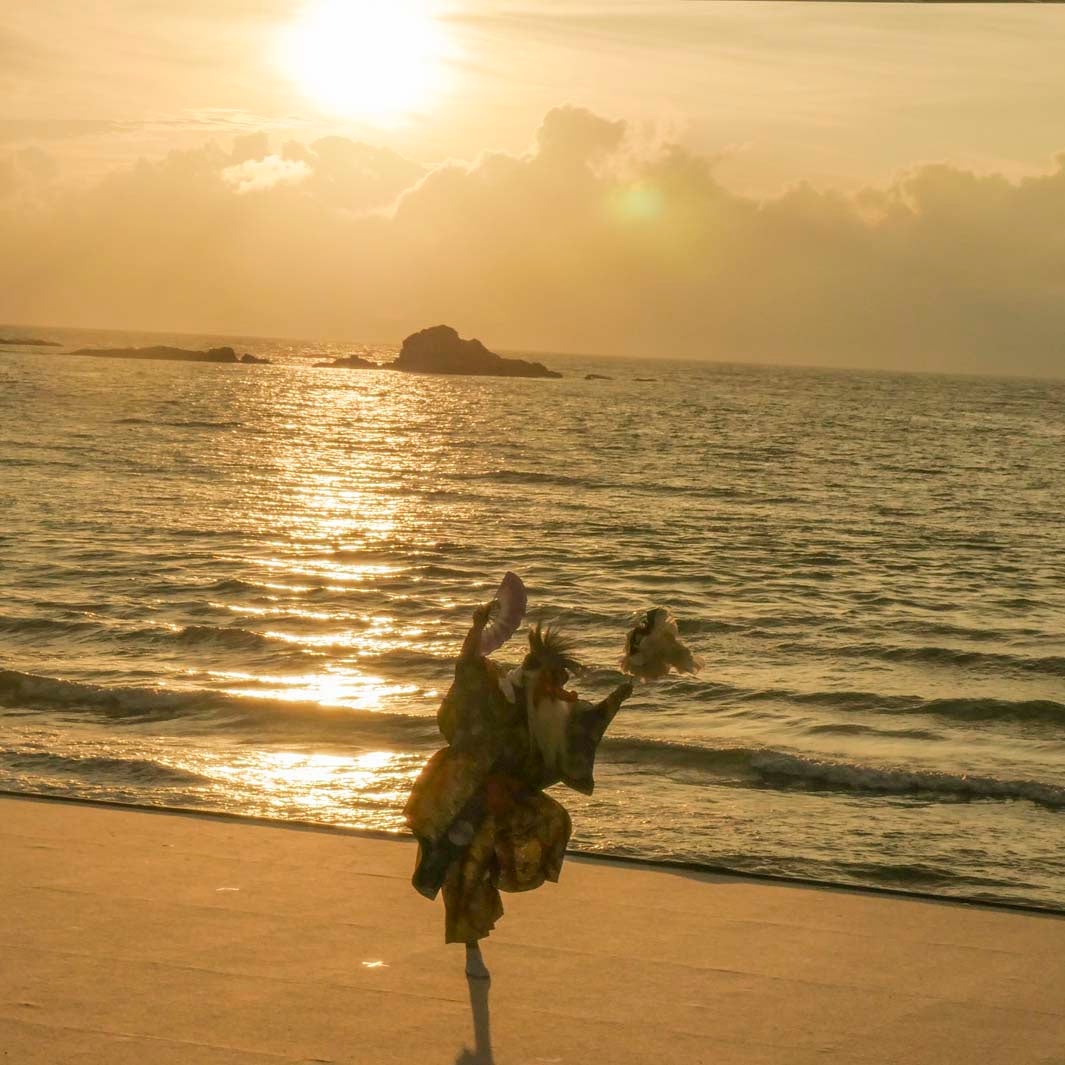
[727,686,1065,726]
[0,749,210,788]
[0,669,436,741]
[781,640,1065,678]
[604,734,1065,810]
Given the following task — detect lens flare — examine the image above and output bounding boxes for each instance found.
[612,182,665,222]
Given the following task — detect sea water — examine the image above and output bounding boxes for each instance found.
[1,327,1063,909]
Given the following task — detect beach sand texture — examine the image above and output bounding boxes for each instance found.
[2,794,1063,1065]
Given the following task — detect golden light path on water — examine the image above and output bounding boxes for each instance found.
[207,669,419,711]
[173,747,421,827]
[165,378,449,829]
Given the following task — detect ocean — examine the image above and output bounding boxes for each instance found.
[2,326,1063,910]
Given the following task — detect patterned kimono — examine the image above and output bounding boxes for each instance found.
[404,614,631,943]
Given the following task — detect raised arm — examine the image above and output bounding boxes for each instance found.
[458,601,495,664]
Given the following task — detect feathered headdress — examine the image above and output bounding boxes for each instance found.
[523,622,582,676]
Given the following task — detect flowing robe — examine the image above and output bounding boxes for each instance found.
[404,619,628,943]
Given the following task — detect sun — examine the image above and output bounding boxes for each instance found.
[278,1,451,124]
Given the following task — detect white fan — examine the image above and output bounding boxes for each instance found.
[479,571,528,655]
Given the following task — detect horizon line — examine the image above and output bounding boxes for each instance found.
[3,319,1063,385]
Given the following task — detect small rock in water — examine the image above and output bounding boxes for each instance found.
[315,353,376,369]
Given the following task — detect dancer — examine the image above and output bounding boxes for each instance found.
[404,577,632,979]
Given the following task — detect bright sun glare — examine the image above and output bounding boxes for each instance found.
[279,0,450,124]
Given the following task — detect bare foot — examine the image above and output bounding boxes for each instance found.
[465,943,490,981]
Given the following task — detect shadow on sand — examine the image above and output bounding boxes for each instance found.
[454,974,494,1064]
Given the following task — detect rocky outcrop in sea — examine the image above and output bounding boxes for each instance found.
[390,326,560,379]
[68,346,270,365]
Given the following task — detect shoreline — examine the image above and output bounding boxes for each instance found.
[6,787,1062,920]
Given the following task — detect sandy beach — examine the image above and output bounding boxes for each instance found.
[2,793,1062,1064]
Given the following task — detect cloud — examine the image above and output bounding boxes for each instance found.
[0,145,59,202]
[2,105,1064,376]
[0,119,127,144]
[221,153,310,194]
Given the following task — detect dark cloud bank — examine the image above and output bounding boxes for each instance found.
[2,106,1064,376]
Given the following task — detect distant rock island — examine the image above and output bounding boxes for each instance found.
[68,345,270,365]
[585,373,613,381]
[391,326,560,379]
[0,336,60,346]
[56,328,555,377]
[314,353,377,369]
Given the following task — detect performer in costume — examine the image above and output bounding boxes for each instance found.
[404,584,632,979]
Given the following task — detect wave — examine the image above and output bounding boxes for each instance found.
[475,469,594,489]
[0,669,437,741]
[873,644,1065,677]
[170,624,278,651]
[676,679,1065,727]
[0,457,81,469]
[775,685,1065,728]
[0,616,304,655]
[0,615,101,637]
[895,619,1035,643]
[462,468,754,499]
[18,669,1055,810]
[919,696,1065,725]
[781,640,1065,678]
[604,735,1065,809]
[207,578,270,594]
[202,577,347,596]
[160,419,245,429]
[803,722,943,741]
[360,647,452,670]
[747,750,1065,809]
[0,749,209,788]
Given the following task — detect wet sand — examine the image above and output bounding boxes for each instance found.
[2,793,1063,1064]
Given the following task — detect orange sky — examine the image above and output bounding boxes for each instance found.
[3,2,1065,373]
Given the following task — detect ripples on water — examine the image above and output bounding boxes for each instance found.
[1,328,1064,909]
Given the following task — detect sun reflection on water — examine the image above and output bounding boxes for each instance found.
[248,557,405,583]
[215,603,336,621]
[150,380,451,831]
[210,669,417,711]
[187,747,421,826]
